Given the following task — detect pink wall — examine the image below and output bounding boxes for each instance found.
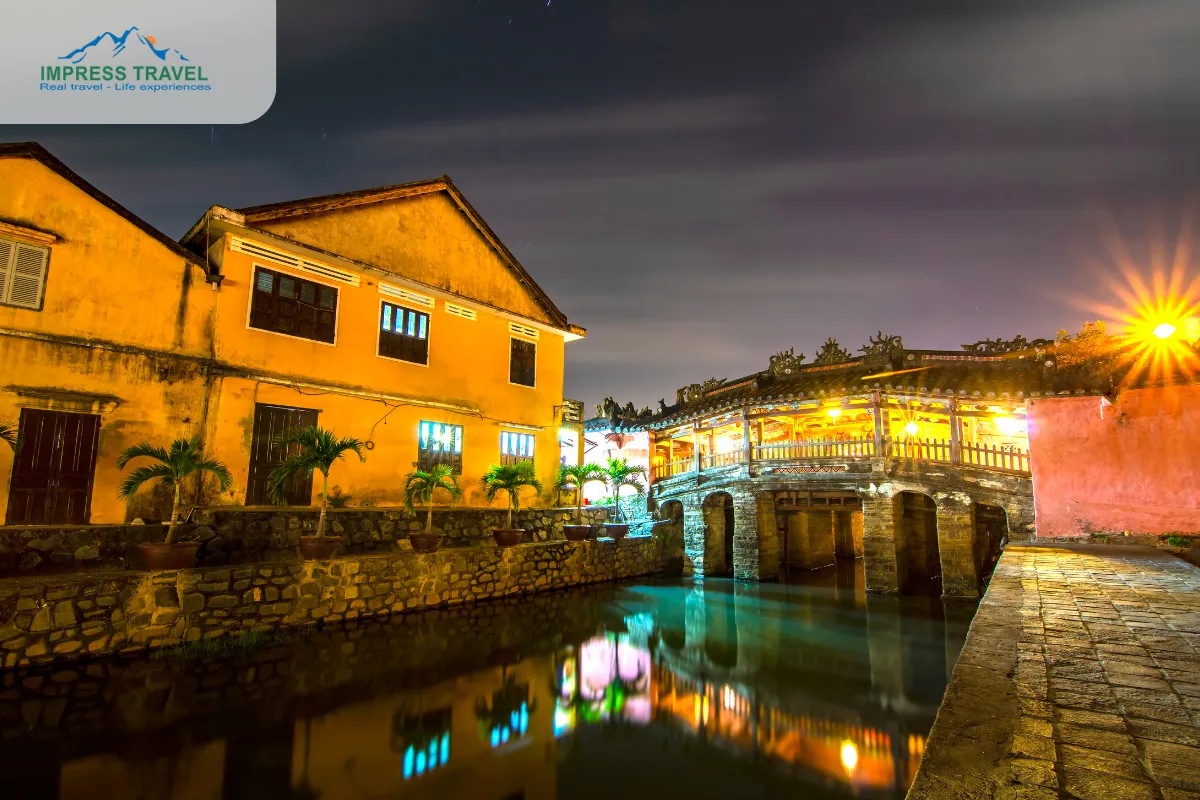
[1027,384,1200,537]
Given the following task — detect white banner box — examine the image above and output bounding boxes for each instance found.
[0,0,276,124]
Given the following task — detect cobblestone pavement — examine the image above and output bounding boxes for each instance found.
[909,544,1200,800]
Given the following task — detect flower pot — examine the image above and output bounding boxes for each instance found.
[298,536,343,561]
[603,524,629,541]
[138,541,200,571]
[409,533,444,553]
[563,525,593,542]
[492,529,524,547]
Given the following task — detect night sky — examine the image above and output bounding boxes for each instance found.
[4,0,1200,413]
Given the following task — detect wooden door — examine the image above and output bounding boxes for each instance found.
[6,409,101,525]
[245,404,318,506]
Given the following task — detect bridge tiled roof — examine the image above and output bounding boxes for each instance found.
[591,348,1109,432]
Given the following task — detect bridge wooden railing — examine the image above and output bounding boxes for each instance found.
[889,437,1030,476]
[652,436,1030,481]
[700,451,744,470]
[960,441,1030,475]
[652,457,696,481]
[753,437,875,461]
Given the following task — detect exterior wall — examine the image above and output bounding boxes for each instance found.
[0,158,215,525]
[0,537,660,668]
[209,235,566,507]
[251,192,554,325]
[0,158,214,356]
[1027,385,1200,537]
[0,157,579,526]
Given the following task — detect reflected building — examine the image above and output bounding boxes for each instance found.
[7,569,962,800]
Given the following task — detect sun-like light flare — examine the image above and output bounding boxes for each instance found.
[1081,221,1200,386]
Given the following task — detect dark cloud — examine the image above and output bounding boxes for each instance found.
[4,0,1200,412]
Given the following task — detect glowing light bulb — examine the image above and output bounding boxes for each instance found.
[827,408,841,420]
[904,421,919,436]
[1153,322,1177,339]
[841,741,859,771]
[993,416,1025,436]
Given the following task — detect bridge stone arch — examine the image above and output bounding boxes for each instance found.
[701,492,735,576]
[895,490,941,595]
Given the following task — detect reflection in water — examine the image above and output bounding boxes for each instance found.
[4,563,973,800]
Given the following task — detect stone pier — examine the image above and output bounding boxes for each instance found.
[910,544,1200,800]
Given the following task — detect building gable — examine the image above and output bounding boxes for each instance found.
[239,182,564,327]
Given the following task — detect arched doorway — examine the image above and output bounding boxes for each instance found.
[701,492,735,576]
[974,503,1009,586]
[894,492,940,595]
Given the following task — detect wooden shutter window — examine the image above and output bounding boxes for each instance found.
[249,266,337,344]
[418,421,464,474]
[0,237,50,310]
[510,338,536,387]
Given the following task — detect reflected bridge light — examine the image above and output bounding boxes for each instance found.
[840,740,859,772]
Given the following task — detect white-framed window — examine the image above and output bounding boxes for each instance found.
[379,302,429,364]
[0,237,50,311]
[500,431,535,465]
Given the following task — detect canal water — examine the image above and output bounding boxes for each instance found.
[0,560,976,799]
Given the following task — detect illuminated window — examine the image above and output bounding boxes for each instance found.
[500,431,535,466]
[379,302,429,365]
[510,338,536,387]
[0,237,51,311]
[419,422,463,474]
[249,266,337,343]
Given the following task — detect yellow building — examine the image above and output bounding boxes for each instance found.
[0,142,584,525]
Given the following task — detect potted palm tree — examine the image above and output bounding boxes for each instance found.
[0,421,18,452]
[481,460,543,547]
[602,457,647,541]
[558,463,608,541]
[117,436,233,571]
[267,425,366,561]
[402,464,461,553]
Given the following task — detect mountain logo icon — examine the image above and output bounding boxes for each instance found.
[60,26,189,64]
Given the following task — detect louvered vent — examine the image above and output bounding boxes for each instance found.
[379,282,435,308]
[0,237,49,310]
[509,322,539,340]
[444,302,477,320]
[230,236,360,287]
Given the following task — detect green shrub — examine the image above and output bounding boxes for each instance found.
[1164,534,1191,548]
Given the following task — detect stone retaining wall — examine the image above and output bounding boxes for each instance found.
[0,505,612,577]
[0,536,659,669]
